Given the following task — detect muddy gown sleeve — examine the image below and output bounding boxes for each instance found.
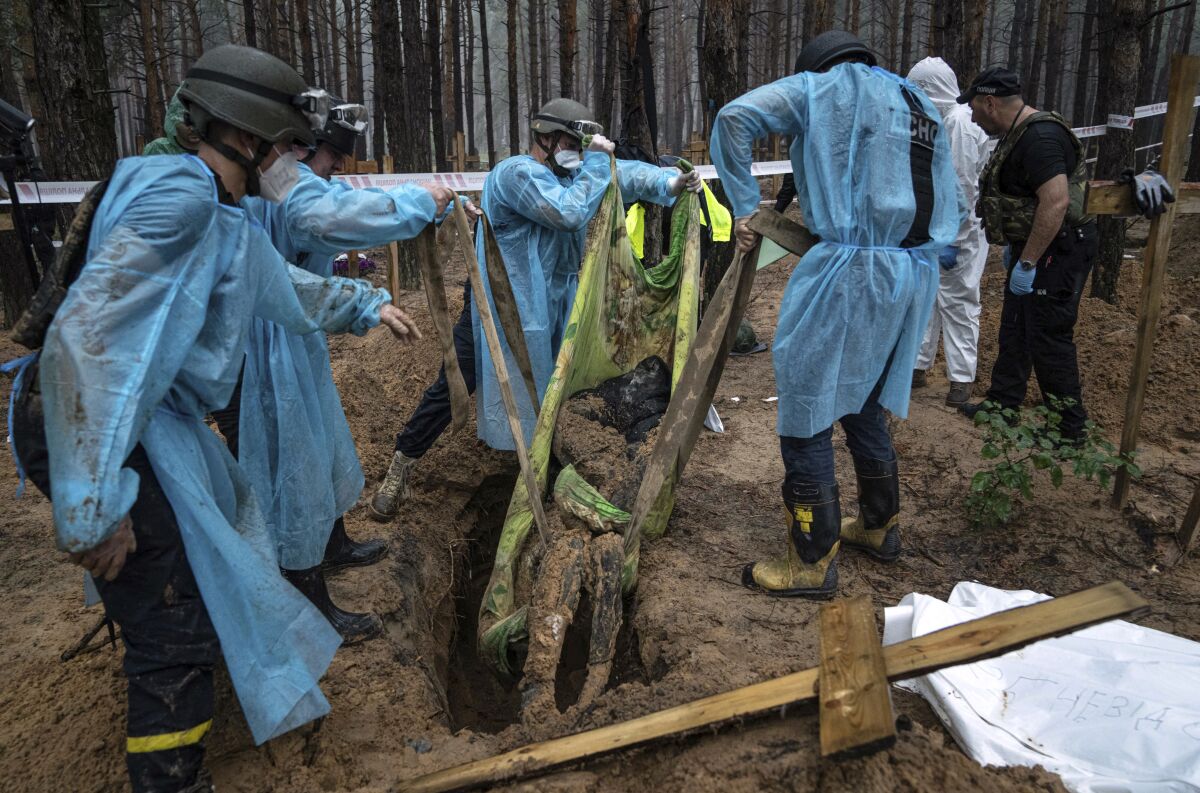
[501,151,614,231]
[39,181,223,553]
[282,168,439,255]
[710,74,811,218]
[251,228,390,337]
[615,160,677,207]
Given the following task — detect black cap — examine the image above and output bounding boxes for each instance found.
[957,66,1022,104]
[794,30,878,74]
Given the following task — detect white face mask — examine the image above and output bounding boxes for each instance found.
[554,149,583,171]
[256,146,300,202]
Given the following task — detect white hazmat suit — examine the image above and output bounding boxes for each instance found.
[907,57,992,385]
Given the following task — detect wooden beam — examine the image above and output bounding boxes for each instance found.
[1086,181,1200,216]
[746,208,819,257]
[397,582,1148,793]
[1178,481,1200,553]
[818,596,895,759]
[1113,54,1200,508]
[452,202,552,551]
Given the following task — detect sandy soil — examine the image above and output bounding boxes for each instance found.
[1,215,1198,792]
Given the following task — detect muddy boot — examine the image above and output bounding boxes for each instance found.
[945,381,973,407]
[912,369,928,389]
[370,451,418,521]
[741,482,840,599]
[840,456,902,562]
[323,517,389,574]
[282,565,383,645]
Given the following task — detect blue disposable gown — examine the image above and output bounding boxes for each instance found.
[240,163,436,569]
[711,63,964,438]
[473,153,677,450]
[37,154,388,745]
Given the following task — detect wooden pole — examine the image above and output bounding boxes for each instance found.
[398,582,1148,793]
[1177,481,1200,553]
[453,202,552,549]
[1112,54,1200,508]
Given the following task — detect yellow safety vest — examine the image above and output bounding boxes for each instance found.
[625,182,732,260]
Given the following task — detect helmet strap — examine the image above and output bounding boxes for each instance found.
[206,137,274,197]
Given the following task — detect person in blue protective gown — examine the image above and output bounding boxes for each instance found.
[711,30,964,599]
[7,46,422,793]
[369,97,703,518]
[223,99,466,644]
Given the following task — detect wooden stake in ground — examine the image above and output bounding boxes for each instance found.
[414,226,470,434]
[1108,54,1200,509]
[452,202,551,549]
[1177,481,1200,554]
[398,581,1147,793]
[818,595,895,759]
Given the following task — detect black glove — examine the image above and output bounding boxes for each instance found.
[1119,167,1176,219]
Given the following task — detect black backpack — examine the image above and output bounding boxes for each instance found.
[10,178,110,350]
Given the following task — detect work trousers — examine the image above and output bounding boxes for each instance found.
[778,364,897,559]
[12,362,219,793]
[394,284,478,458]
[985,223,1097,438]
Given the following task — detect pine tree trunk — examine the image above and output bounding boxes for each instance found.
[539,0,551,105]
[1072,0,1098,124]
[507,0,520,154]
[702,0,739,300]
[328,0,342,94]
[479,0,498,164]
[139,0,163,137]
[399,0,430,286]
[371,0,386,160]
[245,0,259,46]
[296,0,316,81]
[1025,0,1050,101]
[451,0,465,141]
[1008,0,1027,72]
[590,0,605,109]
[560,0,578,97]
[962,0,986,78]
[440,0,456,162]
[1091,0,1142,303]
[427,0,447,168]
[343,0,357,101]
[901,0,915,72]
[529,0,541,110]
[1042,0,1066,109]
[464,0,477,156]
[598,0,618,132]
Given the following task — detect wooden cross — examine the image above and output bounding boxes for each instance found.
[398,583,1147,792]
[1081,55,1200,534]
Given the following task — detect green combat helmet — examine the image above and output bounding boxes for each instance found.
[531,98,603,141]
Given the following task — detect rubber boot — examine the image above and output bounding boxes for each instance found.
[282,565,383,645]
[369,451,418,521]
[741,482,840,599]
[322,517,389,574]
[840,456,902,562]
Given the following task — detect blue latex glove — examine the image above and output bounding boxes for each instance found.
[938,245,959,271]
[1001,245,1013,271]
[1009,261,1036,295]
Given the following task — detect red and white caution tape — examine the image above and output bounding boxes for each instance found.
[4,95,1197,204]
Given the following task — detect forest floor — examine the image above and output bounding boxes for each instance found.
[1,213,1198,792]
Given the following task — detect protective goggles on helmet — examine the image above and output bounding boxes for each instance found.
[533,114,604,138]
[293,88,332,131]
[184,69,332,132]
[328,103,369,133]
